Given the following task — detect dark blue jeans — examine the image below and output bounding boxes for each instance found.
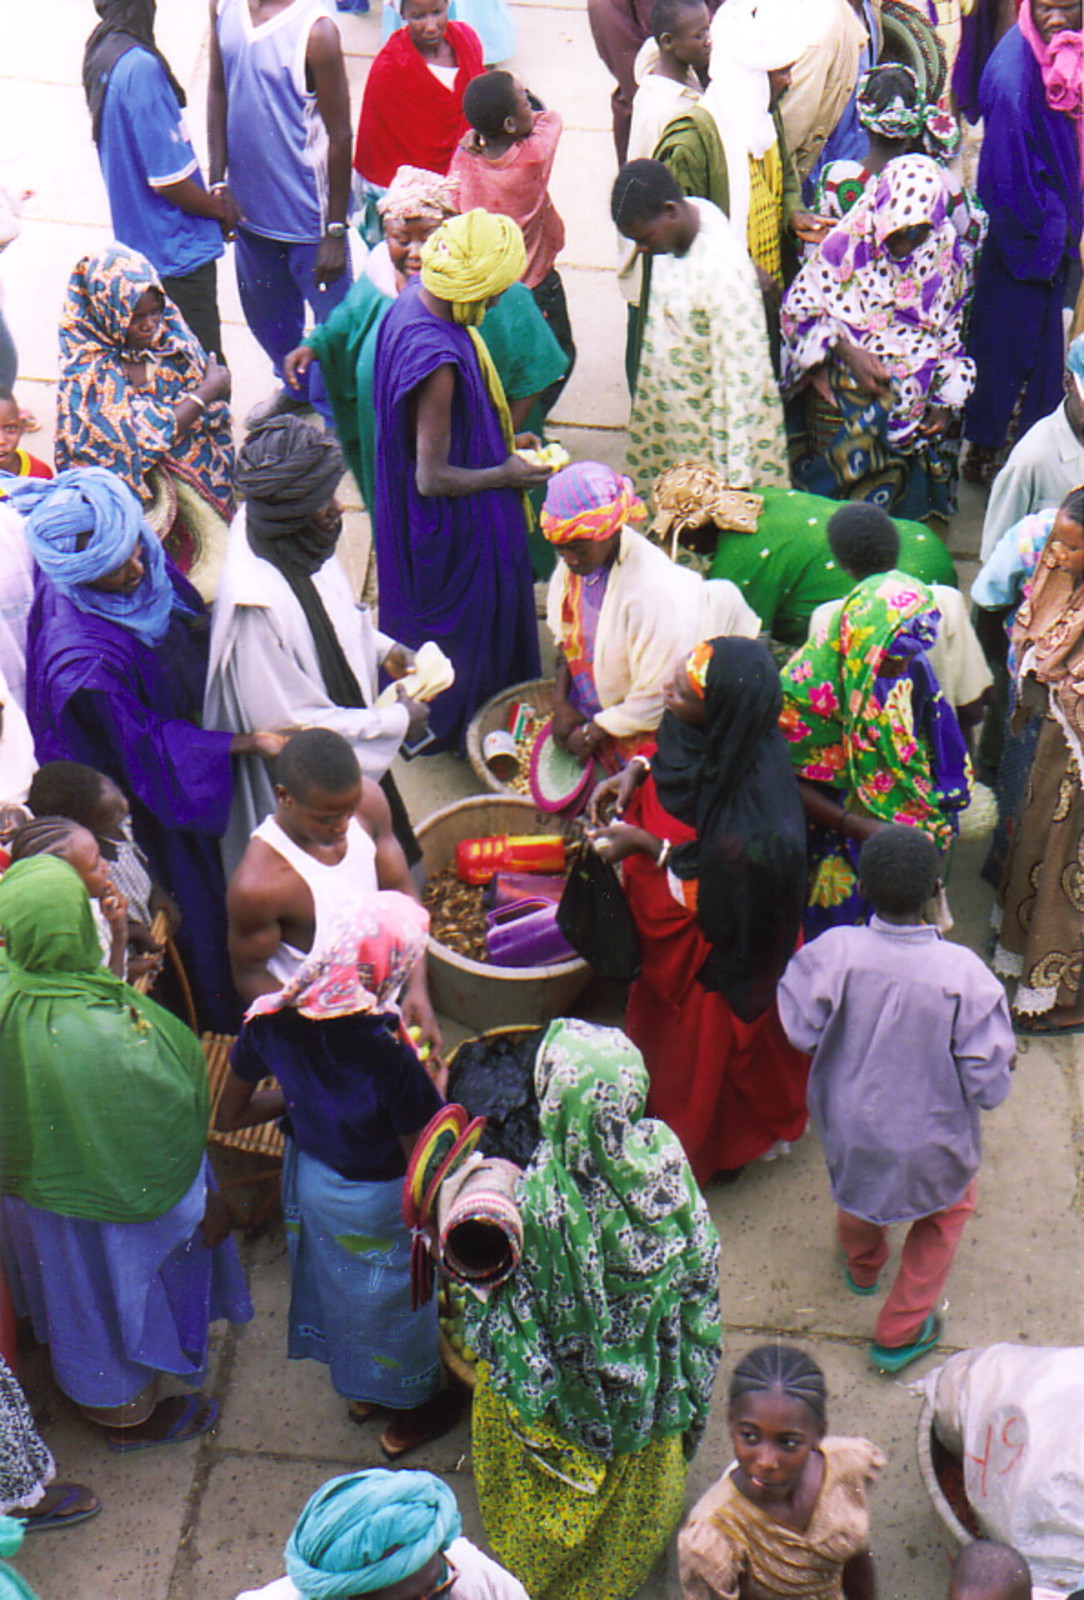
[233,226,353,411]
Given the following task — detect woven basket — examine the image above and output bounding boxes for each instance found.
[466,678,555,795]
[439,1327,478,1391]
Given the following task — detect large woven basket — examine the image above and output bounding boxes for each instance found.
[465,678,555,795]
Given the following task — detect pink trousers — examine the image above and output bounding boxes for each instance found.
[838,1179,978,1347]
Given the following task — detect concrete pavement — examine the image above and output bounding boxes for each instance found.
[2,4,1082,1597]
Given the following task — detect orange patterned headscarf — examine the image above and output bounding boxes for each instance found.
[685,641,714,698]
[541,461,646,545]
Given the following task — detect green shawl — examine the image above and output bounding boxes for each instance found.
[466,1019,722,1461]
[307,276,568,517]
[0,856,210,1223]
[779,570,965,847]
[652,105,800,230]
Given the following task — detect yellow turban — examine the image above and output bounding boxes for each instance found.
[419,210,527,328]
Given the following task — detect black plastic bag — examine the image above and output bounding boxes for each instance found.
[556,840,641,982]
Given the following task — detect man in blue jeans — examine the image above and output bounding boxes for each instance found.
[208,0,354,422]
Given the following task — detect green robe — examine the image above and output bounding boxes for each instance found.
[652,103,801,235]
[708,486,958,645]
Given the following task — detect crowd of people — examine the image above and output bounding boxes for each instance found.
[0,0,1082,1594]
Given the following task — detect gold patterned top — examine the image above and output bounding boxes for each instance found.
[678,1436,885,1600]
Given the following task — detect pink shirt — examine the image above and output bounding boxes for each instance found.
[449,109,565,288]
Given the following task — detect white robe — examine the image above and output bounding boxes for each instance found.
[204,508,409,878]
[546,527,760,741]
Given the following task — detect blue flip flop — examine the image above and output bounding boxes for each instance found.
[869,1312,943,1374]
[105,1393,219,1453]
[15,1483,101,1533]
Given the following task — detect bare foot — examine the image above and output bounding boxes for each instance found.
[102,1393,218,1452]
[347,1400,385,1425]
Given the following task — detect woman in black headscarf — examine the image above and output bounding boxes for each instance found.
[587,636,810,1185]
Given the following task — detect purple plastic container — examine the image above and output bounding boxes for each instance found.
[485,899,577,968]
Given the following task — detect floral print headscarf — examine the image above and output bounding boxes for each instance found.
[781,156,976,451]
[780,570,971,847]
[465,1019,721,1461]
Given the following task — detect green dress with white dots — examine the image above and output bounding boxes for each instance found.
[708,486,956,646]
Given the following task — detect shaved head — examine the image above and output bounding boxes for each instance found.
[950,1542,1032,1600]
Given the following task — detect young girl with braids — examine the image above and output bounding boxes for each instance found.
[679,1344,883,1600]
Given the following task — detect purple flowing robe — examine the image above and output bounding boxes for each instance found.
[371,281,541,753]
[964,25,1083,450]
[25,567,240,1032]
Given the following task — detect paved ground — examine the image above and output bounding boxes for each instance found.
[2,4,1083,1598]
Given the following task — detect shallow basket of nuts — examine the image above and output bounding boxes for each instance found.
[415,794,589,1032]
[465,678,555,797]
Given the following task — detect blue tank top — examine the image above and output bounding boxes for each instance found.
[217,0,336,242]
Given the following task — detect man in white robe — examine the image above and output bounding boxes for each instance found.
[204,416,426,876]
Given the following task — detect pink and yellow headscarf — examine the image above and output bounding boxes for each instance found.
[541,461,646,546]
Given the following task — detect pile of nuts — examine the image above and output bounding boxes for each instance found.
[422,865,491,963]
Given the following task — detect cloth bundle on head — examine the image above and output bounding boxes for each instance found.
[82,0,186,145]
[285,1470,461,1600]
[378,165,459,227]
[419,209,526,327]
[856,64,960,155]
[4,467,179,648]
[704,0,827,155]
[0,1517,38,1600]
[244,893,429,1023]
[1017,0,1083,177]
[465,1018,722,1460]
[651,636,807,1018]
[649,461,764,552]
[540,461,646,545]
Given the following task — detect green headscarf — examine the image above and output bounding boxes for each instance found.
[779,569,969,848]
[0,855,209,1223]
[466,1020,722,1461]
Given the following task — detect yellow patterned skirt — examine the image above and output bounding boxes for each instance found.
[472,1366,687,1600]
[746,147,783,287]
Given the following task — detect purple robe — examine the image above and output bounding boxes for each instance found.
[25,567,240,1031]
[964,25,1083,450]
[371,281,540,753]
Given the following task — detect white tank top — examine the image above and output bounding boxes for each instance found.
[253,814,378,986]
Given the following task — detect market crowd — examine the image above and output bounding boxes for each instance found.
[0,0,1081,1595]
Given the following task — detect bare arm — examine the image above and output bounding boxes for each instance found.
[308,18,352,285]
[414,365,549,497]
[215,1067,286,1132]
[207,0,230,188]
[226,870,288,1005]
[797,780,884,844]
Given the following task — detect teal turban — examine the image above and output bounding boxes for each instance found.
[0,1517,40,1600]
[284,1470,462,1599]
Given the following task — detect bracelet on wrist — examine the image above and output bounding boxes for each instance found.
[210,181,228,194]
[656,838,672,870]
[187,391,207,413]
[631,753,651,776]
[325,221,347,239]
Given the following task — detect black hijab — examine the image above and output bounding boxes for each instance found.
[83,0,187,145]
[652,636,807,1021]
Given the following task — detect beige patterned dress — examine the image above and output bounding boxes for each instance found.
[678,1436,885,1600]
[627,198,790,499]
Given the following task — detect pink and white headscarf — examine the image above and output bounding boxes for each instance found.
[244,891,430,1022]
[1017,0,1084,177]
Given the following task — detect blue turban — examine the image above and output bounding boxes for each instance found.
[0,1517,40,1600]
[284,1470,462,1599]
[4,467,181,647]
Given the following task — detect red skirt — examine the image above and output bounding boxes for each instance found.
[623,784,810,1185]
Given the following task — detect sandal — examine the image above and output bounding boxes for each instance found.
[347,1401,385,1426]
[379,1389,464,1461]
[869,1312,942,1374]
[843,1264,880,1297]
[14,1482,101,1533]
[103,1393,219,1453]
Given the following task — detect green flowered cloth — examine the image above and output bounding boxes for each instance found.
[466,1019,722,1461]
[779,569,970,848]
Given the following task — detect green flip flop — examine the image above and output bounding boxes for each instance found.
[869,1312,943,1374]
[844,1265,880,1297]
